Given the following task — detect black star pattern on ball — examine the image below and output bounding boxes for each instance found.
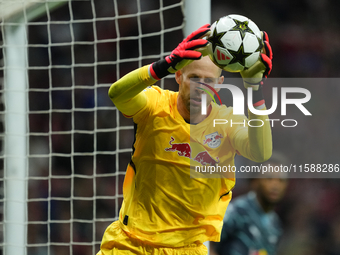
[228,44,252,67]
[207,27,225,53]
[229,19,254,39]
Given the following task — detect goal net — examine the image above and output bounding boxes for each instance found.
[0,0,211,254]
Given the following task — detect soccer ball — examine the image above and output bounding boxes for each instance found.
[206,14,263,72]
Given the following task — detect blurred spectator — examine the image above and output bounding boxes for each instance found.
[211,153,289,255]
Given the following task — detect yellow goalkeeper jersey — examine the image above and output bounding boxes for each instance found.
[117,84,271,247]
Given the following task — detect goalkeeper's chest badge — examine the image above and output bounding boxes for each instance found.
[203,132,223,148]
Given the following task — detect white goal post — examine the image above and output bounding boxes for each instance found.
[3,18,28,255]
[1,2,68,254]
[0,0,211,254]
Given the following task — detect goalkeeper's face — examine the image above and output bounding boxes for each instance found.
[175,56,223,118]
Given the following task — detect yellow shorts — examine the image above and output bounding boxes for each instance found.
[97,221,208,255]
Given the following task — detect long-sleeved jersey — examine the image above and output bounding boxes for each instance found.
[105,65,272,247]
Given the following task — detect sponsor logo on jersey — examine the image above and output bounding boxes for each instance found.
[165,136,219,166]
[165,136,191,158]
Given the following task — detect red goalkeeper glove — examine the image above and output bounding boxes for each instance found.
[241,31,273,90]
[261,31,273,78]
[149,24,210,80]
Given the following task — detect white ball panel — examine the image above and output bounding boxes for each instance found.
[216,16,236,33]
[248,20,262,38]
[209,22,217,36]
[221,31,242,51]
[229,14,248,22]
[243,33,260,53]
[245,51,260,68]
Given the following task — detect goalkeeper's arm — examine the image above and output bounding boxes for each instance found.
[230,105,272,163]
[108,24,210,116]
[231,31,273,162]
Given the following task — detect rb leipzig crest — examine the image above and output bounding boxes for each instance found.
[203,132,223,148]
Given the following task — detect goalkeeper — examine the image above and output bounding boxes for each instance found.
[97,24,273,255]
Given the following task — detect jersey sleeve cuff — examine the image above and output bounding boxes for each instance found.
[148,63,161,80]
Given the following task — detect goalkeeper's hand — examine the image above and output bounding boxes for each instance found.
[240,31,273,91]
[149,24,210,80]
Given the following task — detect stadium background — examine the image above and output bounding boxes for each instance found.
[1,0,340,254]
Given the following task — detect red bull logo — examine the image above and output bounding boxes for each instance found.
[194,151,220,166]
[165,136,219,166]
[165,136,191,158]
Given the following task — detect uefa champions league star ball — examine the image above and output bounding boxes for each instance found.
[206,14,263,72]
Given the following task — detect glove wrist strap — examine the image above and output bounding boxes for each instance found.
[149,59,171,80]
[252,85,265,109]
